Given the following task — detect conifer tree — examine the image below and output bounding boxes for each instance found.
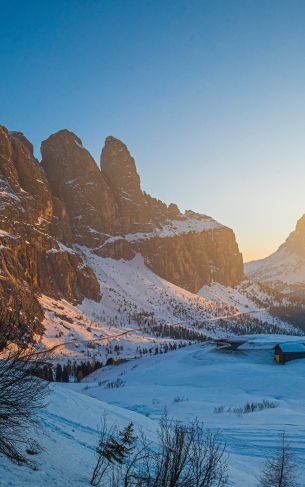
[55,363,62,382]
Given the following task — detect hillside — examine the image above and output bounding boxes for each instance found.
[2,340,305,486]
[37,248,297,365]
[245,215,305,298]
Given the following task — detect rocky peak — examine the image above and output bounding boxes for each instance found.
[100,136,181,232]
[281,214,305,257]
[41,130,120,247]
[100,136,142,200]
[0,125,101,347]
[41,129,96,197]
[295,214,305,234]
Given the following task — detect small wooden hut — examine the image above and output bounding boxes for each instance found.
[274,343,305,364]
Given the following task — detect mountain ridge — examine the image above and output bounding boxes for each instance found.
[245,214,305,297]
[0,123,245,347]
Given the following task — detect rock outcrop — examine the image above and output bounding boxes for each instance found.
[100,136,180,233]
[280,214,305,257]
[0,124,244,345]
[0,126,100,347]
[99,137,243,291]
[97,214,242,292]
[41,130,119,248]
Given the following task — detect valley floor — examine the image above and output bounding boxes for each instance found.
[1,338,305,486]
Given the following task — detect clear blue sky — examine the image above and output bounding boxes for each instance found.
[1,0,305,261]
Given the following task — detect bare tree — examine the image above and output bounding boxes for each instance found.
[0,347,48,464]
[136,416,228,487]
[90,414,228,487]
[258,432,299,487]
[190,426,228,487]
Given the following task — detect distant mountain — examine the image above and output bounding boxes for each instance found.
[0,124,244,346]
[245,215,305,298]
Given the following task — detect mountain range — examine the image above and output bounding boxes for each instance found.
[0,123,303,351]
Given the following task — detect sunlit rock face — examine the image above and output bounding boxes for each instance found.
[281,215,305,258]
[99,136,243,292]
[100,135,180,233]
[0,126,100,347]
[133,228,243,292]
[0,124,243,344]
[41,130,120,248]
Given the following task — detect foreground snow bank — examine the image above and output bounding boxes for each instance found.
[0,384,157,487]
[80,341,305,486]
[1,341,305,486]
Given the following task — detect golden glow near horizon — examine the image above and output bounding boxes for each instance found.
[223,212,298,263]
[243,247,275,263]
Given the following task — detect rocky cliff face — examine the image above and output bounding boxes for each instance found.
[99,136,243,291]
[98,214,242,292]
[280,214,305,257]
[0,124,243,345]
[0,126,100,347]
[41,130,120,248]
[100,136,180,233]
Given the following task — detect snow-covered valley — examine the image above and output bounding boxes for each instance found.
[37,251,297,367]
[2,339,305,486]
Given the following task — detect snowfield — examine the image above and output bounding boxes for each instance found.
[79,339,305,485]
[1,339,305,486]
[100,214,223,247]
[0,384,157,487]
[37,251,296,364]
[245,247,305,288]
[3,246,302,485]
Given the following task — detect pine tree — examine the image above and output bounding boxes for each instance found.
[55,363,62,382]
[62,365,70,382]
[102,422,136,465]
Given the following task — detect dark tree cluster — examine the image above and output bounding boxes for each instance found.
[270,305,305,332]
[136,341,190,357]
[141,322,208,342]
[54,359,103,382]
[32,363,53,382]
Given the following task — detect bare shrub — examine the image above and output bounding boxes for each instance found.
[214,400,278,416]
[106,378,125,389]
[173,394,189,403]
[214,406,225,414]
[258,432,299,487]
[0,347,48,464]
[90,414,228,487]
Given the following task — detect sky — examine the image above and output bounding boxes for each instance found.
[1,0,305,261]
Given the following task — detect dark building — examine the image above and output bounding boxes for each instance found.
[274,343,305,364]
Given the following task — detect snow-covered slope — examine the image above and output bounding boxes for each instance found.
[4,340,305,486]
[245,215,305,297]
[101,214,223,246]
[246,247,305,289]
[81,340,305,485]
[37,250,296,362]
[39,294,175,363]
[0,383,157,487]
[81,250,298,335]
